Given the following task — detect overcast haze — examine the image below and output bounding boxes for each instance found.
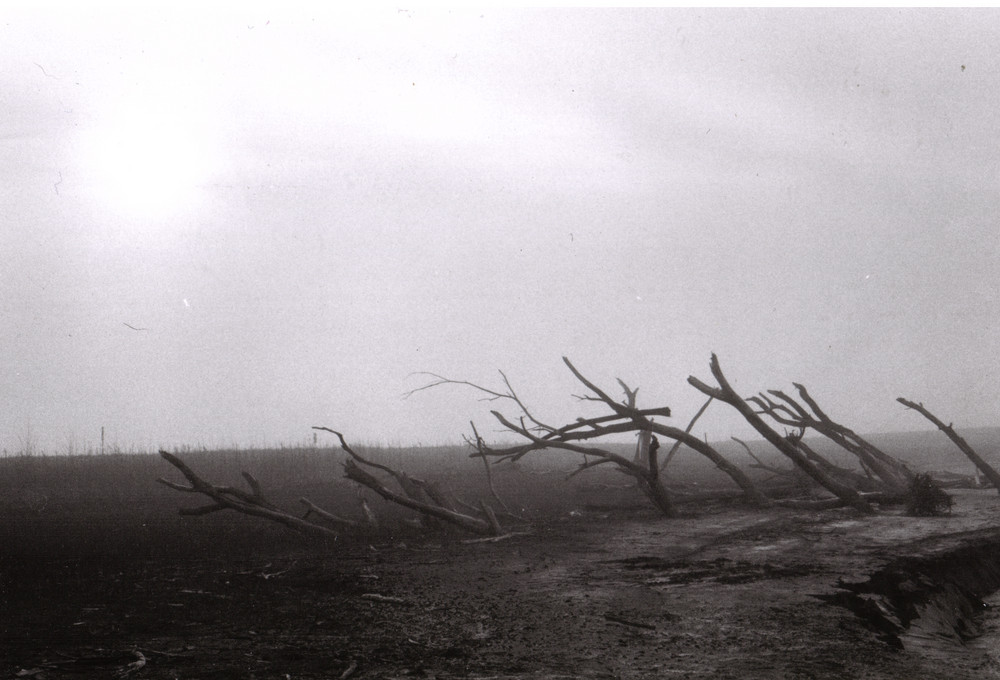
[3,8,999,454]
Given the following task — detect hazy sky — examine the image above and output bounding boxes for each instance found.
[4,8,999,454]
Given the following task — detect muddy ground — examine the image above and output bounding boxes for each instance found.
[5,485,1000,679]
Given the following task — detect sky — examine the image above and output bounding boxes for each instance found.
[3,7,1000,454]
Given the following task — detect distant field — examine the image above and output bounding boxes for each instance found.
[4,429,1000,679]
[0,443,644,564]
[2,427,998,566]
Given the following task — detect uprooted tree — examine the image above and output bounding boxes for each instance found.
[897,398,1000,493]
[158,428,522,540]
[686,355,875,514]
[158,352,978,537]
[424,354,958,517]
[686,354,925,514]
[311,426,519,537]
[410,357,775,519]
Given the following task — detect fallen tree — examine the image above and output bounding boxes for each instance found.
[157,450,345,541]
[748,384,913,494]
[687,354,876,514]
[157,355,976,537]
[312,427,510,536]
[158,430,516,539]
[897,398,1000,493]
[413,357,771,518]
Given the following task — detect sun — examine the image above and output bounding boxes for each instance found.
[81,103,214,219]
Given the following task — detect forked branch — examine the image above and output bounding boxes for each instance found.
[314,426,503,535]
[751,384,913,493]
[157,451,341,540]
[688,354,874,514]
[405,371,555,433]
[447,358,772,516]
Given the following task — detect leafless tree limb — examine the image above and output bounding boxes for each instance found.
[157,451,340,540]
[405,370,555,433]
[443,358,771,516]
[897,397,1000,493]
[300,498,358,528]
[747,382,913,494]
[687,354,874,514]
[471,420,510,513]
[314,426,503,535]
[660,396,714,471]
[342,459,494,534]
[732,436,789,476]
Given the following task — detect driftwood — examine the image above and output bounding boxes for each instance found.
[461,531,532,544]
[360,593,410,605]
[340,661,359,680]
[897,398,1000,493]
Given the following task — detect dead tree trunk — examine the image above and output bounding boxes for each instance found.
[314,427,507,536]
[750,385,913,493]
[159,428,515,540]
[897,398,1000,493]
[341,458,494,534]
[648,422,771,507]
[687,354,874,514]
[559,357,769,508]
[157,451,342,541]
[412,357,771,517]
[486,408,681,517]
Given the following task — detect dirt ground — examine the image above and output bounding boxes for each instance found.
[5,489,1000,679]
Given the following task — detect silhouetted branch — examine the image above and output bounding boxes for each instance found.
[660,396,714,471]
[748,382,912,494]
[315,426,504,535]
[687,354,873,514]
[157,451,340,540]
[342,459,494,534]
[897,397,1000,493]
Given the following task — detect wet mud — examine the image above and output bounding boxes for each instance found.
[5,479,1000,678]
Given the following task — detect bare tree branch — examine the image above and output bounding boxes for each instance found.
[471,421,510,513]
[314,426,504,535]
[300,498,359,528]
[687,354,874,514]
[749,383,913,494]
[562,356,633,419]
[405,370,555,433]
[660,396,714,471]
[897,397,1000,493]
[342,459,494,534]
[157,451,340,540]
[732,436,788,475]
[403,372,510,402]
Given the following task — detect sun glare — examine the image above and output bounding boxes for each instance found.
[81,104,214,219]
